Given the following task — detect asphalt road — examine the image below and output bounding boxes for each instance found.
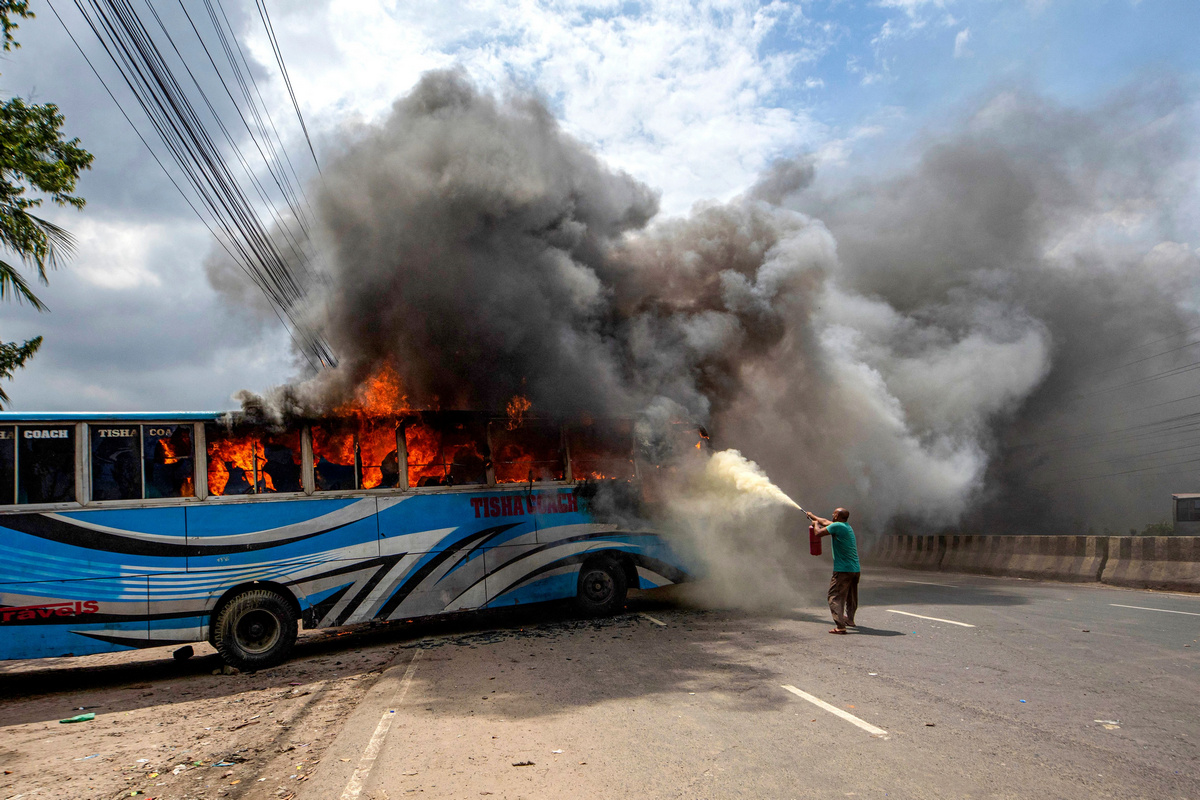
[297,569,1200,800]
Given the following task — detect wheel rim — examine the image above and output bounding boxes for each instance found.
[582,568,615,604]
[233,607,282,654]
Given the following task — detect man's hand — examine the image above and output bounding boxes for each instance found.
[807,510,834,527]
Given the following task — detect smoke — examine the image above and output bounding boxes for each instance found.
[696,450,801,512]
[211,71,1200,604]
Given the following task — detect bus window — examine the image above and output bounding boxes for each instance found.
[17,425,76,504]
[360,419,400,489]
[259,431,302,494]
[206,424,302,496]
[0,426,13,505]
[90,426,142,501]
[405,418,445,487]
[312,420,400,491]
[144,425,195,498]
[312,421,358,491]
[405,413,488,487]
[490,419,564,483]
[568,419,635,481]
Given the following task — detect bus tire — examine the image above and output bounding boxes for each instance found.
[575,555,628,616]
[212,589,297,671]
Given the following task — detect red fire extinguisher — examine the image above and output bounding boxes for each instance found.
[809,523,822,557]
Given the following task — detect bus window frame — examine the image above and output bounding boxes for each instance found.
[0,415,643,513]
[203,421,308,501]
[564,418,639,484]
[78,422,207,509]
[307,418,408,497]
[485,417,572,488]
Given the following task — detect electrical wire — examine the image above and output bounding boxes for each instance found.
[253,0,319,174]
[51,0,336,368]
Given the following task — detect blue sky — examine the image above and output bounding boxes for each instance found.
[0,0,1197,410]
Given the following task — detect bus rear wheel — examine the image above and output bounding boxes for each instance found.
[213,589,297,671]
[576,556,628,616]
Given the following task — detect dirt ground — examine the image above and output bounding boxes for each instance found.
[0,601,653,800]
[0,613,512,800]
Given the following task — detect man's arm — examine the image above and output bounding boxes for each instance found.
[805,510,834,536]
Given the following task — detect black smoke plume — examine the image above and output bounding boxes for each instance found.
[212,71,1200,538]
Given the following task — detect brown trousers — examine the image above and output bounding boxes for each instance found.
[827,571,860,630]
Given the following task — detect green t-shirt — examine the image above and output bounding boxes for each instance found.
[826,521,860,573]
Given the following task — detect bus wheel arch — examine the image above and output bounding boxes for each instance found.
[575,552,631,616]
[209,582,300,671]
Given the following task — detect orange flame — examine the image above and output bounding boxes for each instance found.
[336,364,411,419]
[207,430,301,495]
[505,395,531,430]
[207,434,262,496]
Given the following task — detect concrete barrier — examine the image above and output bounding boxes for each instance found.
[1101,536,1200,592]
[939,535,1106,582]
[872,533,1200,591]
[867,534,943,570]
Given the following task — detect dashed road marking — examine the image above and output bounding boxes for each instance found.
[781,685,888,737]
[1110,603,1200,617]
[887,609,975,627]
[640,613,667,627]
[340,648,423,800]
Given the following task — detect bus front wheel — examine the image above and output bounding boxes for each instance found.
[213,589,298,671]
[576,556,628,616]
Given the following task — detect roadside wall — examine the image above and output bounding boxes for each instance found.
[867,534,1200,592]
[1101,536,1200,592]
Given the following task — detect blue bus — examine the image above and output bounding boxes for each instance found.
[0,411,692,669]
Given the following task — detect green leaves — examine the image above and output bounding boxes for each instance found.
[0,335,41,405]
[0,2,31,53]
[0,3,93,407]
[0,98,92,303]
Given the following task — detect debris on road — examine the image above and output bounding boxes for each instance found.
[58,712,94,723]
[511,761,535,767]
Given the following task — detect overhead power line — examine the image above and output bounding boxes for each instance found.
[253,0,320,174]
[48,0,334,369]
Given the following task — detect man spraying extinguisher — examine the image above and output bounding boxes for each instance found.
[805,507,860,635]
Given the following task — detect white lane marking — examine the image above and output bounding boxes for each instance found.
[340,649,423,800]
[903,580,957,588]
[781,685,888,737]
[887,609,975,628]
[1110,603,1200,617]
[640,613,667,627]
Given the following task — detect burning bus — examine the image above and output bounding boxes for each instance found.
[0,406,698,670]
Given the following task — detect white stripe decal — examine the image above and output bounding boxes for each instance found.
[48,498,381,546]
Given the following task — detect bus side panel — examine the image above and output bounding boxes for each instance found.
[358,492,534,623]
[0,508,187,659]
[486,504,693,608]
[0,577,149,660]
[183,497,383,631]
[0,507,187,583]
